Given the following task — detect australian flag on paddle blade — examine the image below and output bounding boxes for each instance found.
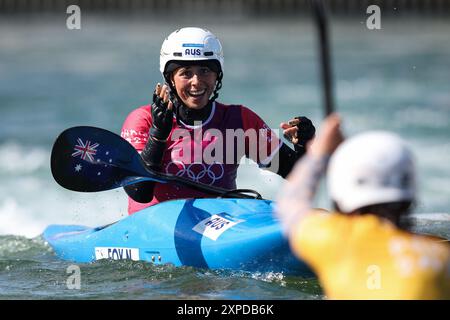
[71,137,114,183]
[51,126,150,192]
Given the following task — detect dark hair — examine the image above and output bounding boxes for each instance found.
[333,201,414,230]
[164,60,221,76]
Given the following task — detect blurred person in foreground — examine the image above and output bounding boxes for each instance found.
[276,113,449,299]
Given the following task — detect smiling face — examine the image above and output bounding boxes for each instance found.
[171,65,218,110]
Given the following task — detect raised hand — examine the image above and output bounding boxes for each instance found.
[150,83,174,141]
[280,116,316,148]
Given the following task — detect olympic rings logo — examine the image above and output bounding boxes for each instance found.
[165,161,224,185]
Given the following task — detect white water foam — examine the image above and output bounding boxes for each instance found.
[0,198,44,237]
[409,213,450,221]
[0,142,48,175]
[0,191,127,238]
[0,141,129,237]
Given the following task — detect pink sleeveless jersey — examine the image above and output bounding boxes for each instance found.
[121,101,282,214]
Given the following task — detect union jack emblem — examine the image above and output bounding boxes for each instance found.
[72,138,99,162]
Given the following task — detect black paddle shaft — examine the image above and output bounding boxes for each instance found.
[311,0,335,116]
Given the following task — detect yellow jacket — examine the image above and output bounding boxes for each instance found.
[290,211,450,299]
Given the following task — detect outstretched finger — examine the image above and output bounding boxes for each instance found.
[160,86,169,102]
[283,126,298,137]
[155,83,161,95]
[160,84,168,99]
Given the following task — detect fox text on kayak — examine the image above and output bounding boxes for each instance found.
[95,247,140,261]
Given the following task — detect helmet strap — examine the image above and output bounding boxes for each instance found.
[210,71,223,103]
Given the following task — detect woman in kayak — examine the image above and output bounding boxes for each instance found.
[121,27,316,215]
[276,114,450,299]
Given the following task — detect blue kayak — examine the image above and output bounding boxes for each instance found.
[43,198,311,275]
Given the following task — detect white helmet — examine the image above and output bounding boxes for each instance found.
[327,131,416,213]
[160,27,224,76]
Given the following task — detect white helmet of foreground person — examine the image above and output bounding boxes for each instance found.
[327,131,416,213]
[160,27,224,78]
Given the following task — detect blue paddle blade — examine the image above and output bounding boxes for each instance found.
[51,126,165,192]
